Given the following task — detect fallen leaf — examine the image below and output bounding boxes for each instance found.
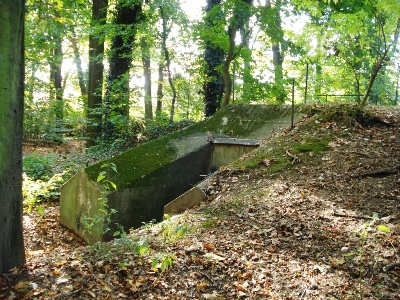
[203,291,226,300]
[203,243,214,251]
[14,281,30,290]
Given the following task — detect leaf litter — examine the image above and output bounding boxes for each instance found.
[1,104,400,299]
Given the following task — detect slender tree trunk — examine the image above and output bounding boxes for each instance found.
[267,0,285,102]
[222,26,236,107]
[315,63,322,101]
[141,36,153,120]
[156,62,164,115]
[50,26,64,125]
[156,9,167,116]
[165,47,177,123]
[240,7,252,102]
[0,0,25,274]
[361,18,400,106]
[87,0,108,146]
[70,29,87,97]
[158,6,176,123]
[203,0,224,117]
[103,0,142,139]
[395,64,400,105]
[222,0,253,107]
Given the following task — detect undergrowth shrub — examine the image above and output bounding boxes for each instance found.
[23,152,57,180]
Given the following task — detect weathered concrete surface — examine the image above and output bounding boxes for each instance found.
[103,143,211,240]
[163,185,206,215]
[60,142,211,243]
[210,138,260,171]
[60,104,305,244]
[59,170,104,244]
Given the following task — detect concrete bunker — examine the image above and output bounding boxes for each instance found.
[60,105,303,244]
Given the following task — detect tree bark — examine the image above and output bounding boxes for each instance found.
[156,62,164,115]
[267,0,285,102]
[158,6,176,123]
[87,0,108,146]
[103,0,142,139]
[50,9,64,125]
[70,28,87,97]
[166,46,177,123]
[141,36,153,120]
[361,18,400,106]
[203,0,224,117]
[222,25,236,107]
[0,0,25,274]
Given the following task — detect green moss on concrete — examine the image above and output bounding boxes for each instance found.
[86,136,176,190]
[232,126,333,175]
[86,104,298,190]
[184,104,296,137]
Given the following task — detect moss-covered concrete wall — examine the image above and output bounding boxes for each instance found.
[60,170,104,244]
[60,104,303,244]
[103,143,211,240]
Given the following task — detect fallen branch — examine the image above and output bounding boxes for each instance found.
[351,166,400,178]
[285,148,300,164]
[383,263,400,272]
[332,212,372,220]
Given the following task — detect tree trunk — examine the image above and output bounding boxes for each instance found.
[49,9,64,125]
[70,28,87,97]
[222,26,236,107]
[141,36,153,120]
[240,7,252,102]
[0,0,25,274]
[87,0,108,146]
[268,0,285,102]
[103,0,142,139]
[156,7,167,116]
[50,39,63,124]
[361,18,400,106]
[222,0,253,107]
[165,47,177,123]
[203,0,224,117]
[156,62,164,115]
[158,6,176,123]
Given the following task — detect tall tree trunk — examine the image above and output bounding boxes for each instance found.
[50,15,64,125]
[70,28,87,97]
[361,18,400,106]
[141,36,153,120]
[203,0,224,117]
[0,0,25,274]
[222,25,236,107]
[267,0,285,102]
[156,62,164,115]
[158,6,176,123]
[103,0,142,139]
[222,0,253,107]
[156,9,167,116]
[395,64,400,105]
[165,47,177,123]
[240,15,252,101]
[87,0,108,146]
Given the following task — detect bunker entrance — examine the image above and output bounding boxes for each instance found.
[60,138,259,244]
[60,104,303,244]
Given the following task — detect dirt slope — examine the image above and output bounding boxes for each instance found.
[1,104,400,300]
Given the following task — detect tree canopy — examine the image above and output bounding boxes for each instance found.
[22,0,400,144]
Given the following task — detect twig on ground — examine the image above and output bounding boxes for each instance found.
[332,212,372,220]
[352,166,400,178]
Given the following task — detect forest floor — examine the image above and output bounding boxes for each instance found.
[2,105,400,299]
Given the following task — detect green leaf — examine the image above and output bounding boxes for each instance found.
[37,205,45,216]
[377,224,390,233]
[109,181,117,190]
[97,171,106,182]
